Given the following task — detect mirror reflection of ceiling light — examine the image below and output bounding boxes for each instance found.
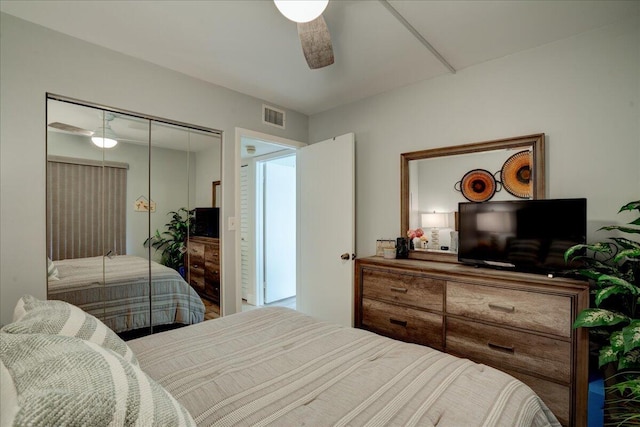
[91,116,118,148]
[274,0,328,23]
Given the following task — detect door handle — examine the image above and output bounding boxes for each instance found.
[340,253,356,260]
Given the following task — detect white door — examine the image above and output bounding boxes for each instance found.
[240,165,251,302]
[297,133,355,327]
[263,156,297,303]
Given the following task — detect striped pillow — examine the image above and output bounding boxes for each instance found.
[3,295,137,365]
[0,333,196,427]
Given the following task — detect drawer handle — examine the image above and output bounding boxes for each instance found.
[390,287,408,293]
[389,318,408,327]
[488,303,515,313]
[487,342,515,354]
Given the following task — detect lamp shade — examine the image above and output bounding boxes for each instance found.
[274,0,328,23]
[91,124,118,148]
[421,212,449,229]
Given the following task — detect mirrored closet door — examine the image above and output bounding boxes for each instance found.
[46,95,222,336]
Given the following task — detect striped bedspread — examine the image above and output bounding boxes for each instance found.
[47,255,205,333]
[129,307,560,427]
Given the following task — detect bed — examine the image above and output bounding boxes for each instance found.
[47,255,205,333]
[1,297,560,427]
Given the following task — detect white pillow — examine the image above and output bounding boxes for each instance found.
[47,257,59,281]
[0,333,196,426]
[3,295,137,366]
[0,358,19,427]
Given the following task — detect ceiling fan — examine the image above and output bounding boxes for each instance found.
[48,112,146,148]
[274,0,334,69]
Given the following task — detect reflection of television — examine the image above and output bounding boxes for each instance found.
[458,198,587,276]
[194,207,220,238]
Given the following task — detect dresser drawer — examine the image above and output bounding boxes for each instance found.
[189,269,205,292]
[447,281,572,337]
[362,298,443,349]
[204,243,219,263]
[205,262,220,281]
[362,268,444,312]
[188,242,205,266]
[446,318,571,383]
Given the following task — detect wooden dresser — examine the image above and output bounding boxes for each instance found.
[187,236,220,304]
[354,256,589,427]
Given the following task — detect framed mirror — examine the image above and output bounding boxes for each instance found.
[401,134,545,262]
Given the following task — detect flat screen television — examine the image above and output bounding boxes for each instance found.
[457,198,587,276]
[193,207,220,238]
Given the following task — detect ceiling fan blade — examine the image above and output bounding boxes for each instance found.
[297,15,334,69]
[47,122,93,136]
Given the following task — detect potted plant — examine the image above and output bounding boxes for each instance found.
[564,200,639,425]
[144,208,194,275]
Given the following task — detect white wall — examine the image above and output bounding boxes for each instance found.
[0,13,308,326]
[309,18,640,258]
[46,132,192,261]
[195,140,222,208]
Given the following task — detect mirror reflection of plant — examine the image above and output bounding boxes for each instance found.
[144,208,194,272]
[565,200,639,424]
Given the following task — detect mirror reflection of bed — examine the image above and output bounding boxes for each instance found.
[46,96,222,338]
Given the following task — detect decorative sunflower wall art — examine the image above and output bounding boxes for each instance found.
[500,150,532,198]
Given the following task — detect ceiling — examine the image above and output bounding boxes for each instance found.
[2,1,638,116]
[47,98,220,152]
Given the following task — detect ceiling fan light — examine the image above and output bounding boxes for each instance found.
[91,136,118,148]
[91,124,118,148]
[274,0,328,23]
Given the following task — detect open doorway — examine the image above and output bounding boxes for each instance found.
[236,131,302,311]
[258,155,296,304]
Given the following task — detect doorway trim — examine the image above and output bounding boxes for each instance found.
[234,128,305,313]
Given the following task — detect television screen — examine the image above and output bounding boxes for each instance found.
[194,207,220,238]
[458,198,587,275]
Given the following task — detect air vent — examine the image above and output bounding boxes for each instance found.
[262,105,285,129]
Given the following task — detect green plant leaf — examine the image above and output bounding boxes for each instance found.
[576,268,609,281]
[614,248,640,263]
[610,331,625,353]
[595,286,629,307]
[610,237,640,253]
[565,243,614,262]
[612,376,640,396]
[619,200,640,213]
[618,348,640,370]
[600,345,620,367]
[623,320,640,353]
[574,308,629,328]
[601,225,640,235]
[597,275,639,295]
